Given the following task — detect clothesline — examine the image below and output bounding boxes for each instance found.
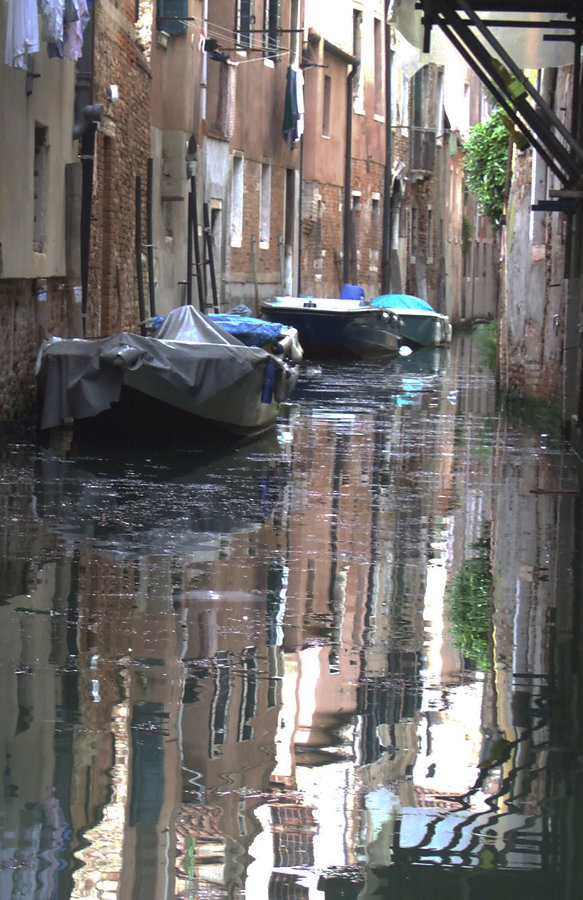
[172,13,298,59]
[228,47,292,66]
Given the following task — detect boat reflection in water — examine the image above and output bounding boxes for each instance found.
[0,332,582,899]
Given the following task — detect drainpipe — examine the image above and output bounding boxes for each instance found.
[343,63,357,287]
[309,33,359,291]
[381,12,392,293]
[298,133,303,296]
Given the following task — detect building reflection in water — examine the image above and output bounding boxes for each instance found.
[0,334,581,899]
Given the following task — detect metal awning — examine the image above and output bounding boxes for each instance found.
[413,1,583,187]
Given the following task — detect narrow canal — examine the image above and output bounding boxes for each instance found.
[1,331,582,899]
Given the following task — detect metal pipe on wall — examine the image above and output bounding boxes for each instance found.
[343,64,357,287]
[382,15,392,294]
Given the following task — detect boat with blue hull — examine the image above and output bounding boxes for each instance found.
[371,294,452,348]
[261,295,402,359]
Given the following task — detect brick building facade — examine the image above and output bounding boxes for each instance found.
[87,0,152,336]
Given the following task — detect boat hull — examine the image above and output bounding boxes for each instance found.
[371,294,452,348]
[35,306,299,441]
[397,310,452,348]
[261,297,401,359]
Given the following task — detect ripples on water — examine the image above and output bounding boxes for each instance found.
[0,334,582,899]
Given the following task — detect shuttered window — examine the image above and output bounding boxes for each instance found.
[236,0,254,48]
[157,0,188,36]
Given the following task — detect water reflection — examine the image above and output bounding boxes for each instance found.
[0,332,581,899]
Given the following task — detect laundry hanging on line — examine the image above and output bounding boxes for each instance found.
[282,65,304,148]
[4,0,92,68]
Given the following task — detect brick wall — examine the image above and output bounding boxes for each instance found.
[88,0,152,336]
[226,160,292,312]
[299,159,387,300]
[300,180,344,298]
[0,279,69,429]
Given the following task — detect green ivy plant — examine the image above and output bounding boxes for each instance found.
[446,524,492,670]
[463,108,510,230]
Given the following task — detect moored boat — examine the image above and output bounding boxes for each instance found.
[261,295,402,359]
[371,294,452,348]
[35,305,300,441]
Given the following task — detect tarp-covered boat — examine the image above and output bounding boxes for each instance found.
[36,305,300,439]
[371,294,452,348]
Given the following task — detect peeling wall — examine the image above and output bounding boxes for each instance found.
[501,146,569,411]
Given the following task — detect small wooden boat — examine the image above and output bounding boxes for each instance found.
[35,305,300,441]
[371,294,452,348]
[261,295,402,359]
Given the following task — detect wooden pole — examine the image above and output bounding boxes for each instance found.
[146,158,156,317]
[190,176,205,311]
[135,175,146,334]
[203,202,219,312]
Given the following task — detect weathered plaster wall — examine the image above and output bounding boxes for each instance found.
[0,2,77,426]
[0,24,76,279]
[501,150,567,408]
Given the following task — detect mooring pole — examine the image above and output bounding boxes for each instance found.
[135,175,147,334]
[191,176,205,311]
[146,158,156,317]
[203,202,219,312]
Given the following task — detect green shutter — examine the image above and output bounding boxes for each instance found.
[158,0,188,36]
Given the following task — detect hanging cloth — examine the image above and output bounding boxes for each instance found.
[5,0,40,68]
[39,0,65,45]
[295,67,304,141]
[63,0,89,61]
[282,65,304,147]
[282,66,297,148]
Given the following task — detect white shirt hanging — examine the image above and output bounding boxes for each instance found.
[5,0,40,68]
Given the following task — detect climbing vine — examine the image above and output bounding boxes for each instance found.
[463,108,510,230]
[446,523,492,670]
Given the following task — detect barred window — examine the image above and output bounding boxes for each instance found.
[236,0,255,48]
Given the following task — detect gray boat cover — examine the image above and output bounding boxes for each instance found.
[36,305,279,430]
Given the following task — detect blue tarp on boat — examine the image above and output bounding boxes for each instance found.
[151,309,285,349]
[372,294,435,312]
[208,315,284,348]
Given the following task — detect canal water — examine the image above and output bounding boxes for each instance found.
[1,331,582,900]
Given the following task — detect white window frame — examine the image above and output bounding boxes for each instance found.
[231,154,244,248]
[260,162,271,248]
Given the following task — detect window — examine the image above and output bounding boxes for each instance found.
[231,155,244,247]
[400,70,410,127]
[435,67,444,144]
[157,0,188,36]
[315,199,322,260]
[411,65,435,173]
[264,0,280,58]
[427,206,434,262]
[236,0,254,49]
[33,124,48,253]
[322,75,331,136]
[374,17,383,117]
[411,207,418,258]
[237,648,258,741]
[399,205,408,240]
[371,193,380,266]
[209,652,232,758]
[284,168,295,250]
[260,162,271,247]
[352,9,363,110]
[290,0,300,59]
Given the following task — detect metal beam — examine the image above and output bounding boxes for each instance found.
[417,0,583,186]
